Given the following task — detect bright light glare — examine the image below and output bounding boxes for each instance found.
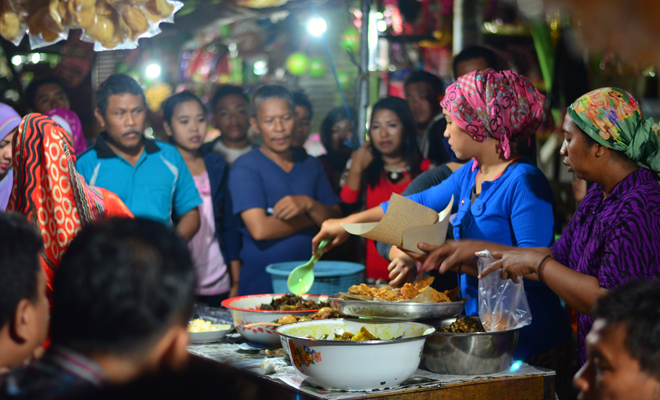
[307,18,327,37]
[31,53,40,63]
[145,63,161,79]
[11,56,21,66]
[377,20,387,32]
[253,60,267,76]
[509,360,523,373]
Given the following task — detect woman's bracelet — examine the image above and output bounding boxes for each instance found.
[536,255,553,283]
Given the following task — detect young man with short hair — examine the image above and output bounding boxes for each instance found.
[574,279,660,400]
[403,70,451,165]
[229,85,342,295]
[205,85,253,166]
[77,74,201,241]
[452,45,500,80]
[25,77,70,115]
[0,218,197,398]
[0,213,49,372]
[292,91,313,151]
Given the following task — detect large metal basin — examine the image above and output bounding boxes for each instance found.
[422,317,520,375]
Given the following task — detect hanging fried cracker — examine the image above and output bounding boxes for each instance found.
[118,4,149,41]
[143,0,173,21]
[28,5,62,42]
[0,8,22,41]
[85,13,121,49]
[68,0,96,28]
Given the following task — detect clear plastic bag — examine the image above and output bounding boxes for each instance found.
[477,250,532,331]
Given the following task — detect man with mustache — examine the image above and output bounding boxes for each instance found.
[228,85,342,295]
[77,74,201,241]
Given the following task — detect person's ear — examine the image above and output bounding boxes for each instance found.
[594,143,608,158]
[153,325,190,372]
[163,121,173,138]
[94,108,106,130]
[10,299,32,344]
[249,117,260,135]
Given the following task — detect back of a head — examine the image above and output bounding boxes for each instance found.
[250,85,294,118]
[210,85,248,113]
[0,213,43,329]
[292,91,313,120]
[592,279,660,379]
[25,76,68,111]
[452,46,500,78]
[96,74,146,116]
[50,218,196,357]
[404,71,445,100]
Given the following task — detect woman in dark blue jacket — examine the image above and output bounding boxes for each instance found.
[163,92,241,306]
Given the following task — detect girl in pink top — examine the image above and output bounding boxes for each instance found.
[163,92,242,305]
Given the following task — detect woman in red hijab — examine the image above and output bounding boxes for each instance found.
[8,114,132,297]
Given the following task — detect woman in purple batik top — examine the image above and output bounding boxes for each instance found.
[423,87,660,368]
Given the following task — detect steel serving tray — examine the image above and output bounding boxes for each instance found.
[328,295,465,320]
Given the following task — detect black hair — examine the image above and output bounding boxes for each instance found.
[319,106,356,153]
[250,85,295,119]
[592,279,660,380]
[0,213,43,329]
[25,76,68,110]
[50,218,196,358]
[366,97,422,189]
[404,71,445,101]
[96,73,146,116]
[210,85,249,113]
[292,91,313,120]
[452,46,500,79]
[162,91,206,125]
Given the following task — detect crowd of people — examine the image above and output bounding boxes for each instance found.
[0,43,657,400]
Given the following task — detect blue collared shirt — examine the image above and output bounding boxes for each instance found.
[77,133,201,225]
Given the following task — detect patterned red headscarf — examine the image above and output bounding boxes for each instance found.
[8,114,132,295]
[441,69,545,159]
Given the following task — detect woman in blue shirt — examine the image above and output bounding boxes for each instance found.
[314,70,572,392]
[229,85,342,296]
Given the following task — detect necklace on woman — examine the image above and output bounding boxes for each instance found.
[383,164,410,183]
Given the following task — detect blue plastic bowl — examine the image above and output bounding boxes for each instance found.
[266,261,365,295]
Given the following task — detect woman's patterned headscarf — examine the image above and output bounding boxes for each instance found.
[8,114,132,296]
[568,87,660,173]
[441,69,545,159]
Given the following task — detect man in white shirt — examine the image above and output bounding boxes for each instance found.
[205,85,254,166]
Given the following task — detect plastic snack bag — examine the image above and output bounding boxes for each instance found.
[477,250,532,331]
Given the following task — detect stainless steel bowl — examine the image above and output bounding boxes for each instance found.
[329,295,465,320]
[422,317,520,375]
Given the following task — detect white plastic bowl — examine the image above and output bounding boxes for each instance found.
[221,294,328,346]
[277,319,435,390]
[189,324,232,344]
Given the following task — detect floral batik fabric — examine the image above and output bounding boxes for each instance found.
[568,87,660,173]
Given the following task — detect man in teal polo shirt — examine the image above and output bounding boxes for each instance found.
[77,74,201,240]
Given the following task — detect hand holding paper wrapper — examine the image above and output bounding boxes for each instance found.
[341,193,454,254]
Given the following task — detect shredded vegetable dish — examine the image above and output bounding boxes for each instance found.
[258,293,330,311]
[439,317,486,333]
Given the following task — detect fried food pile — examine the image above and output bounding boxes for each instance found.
[439,317,486,333]
[347,276,462,303]
[276,307,348,325]
[0,0,178,49]
[258,293,330,311]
